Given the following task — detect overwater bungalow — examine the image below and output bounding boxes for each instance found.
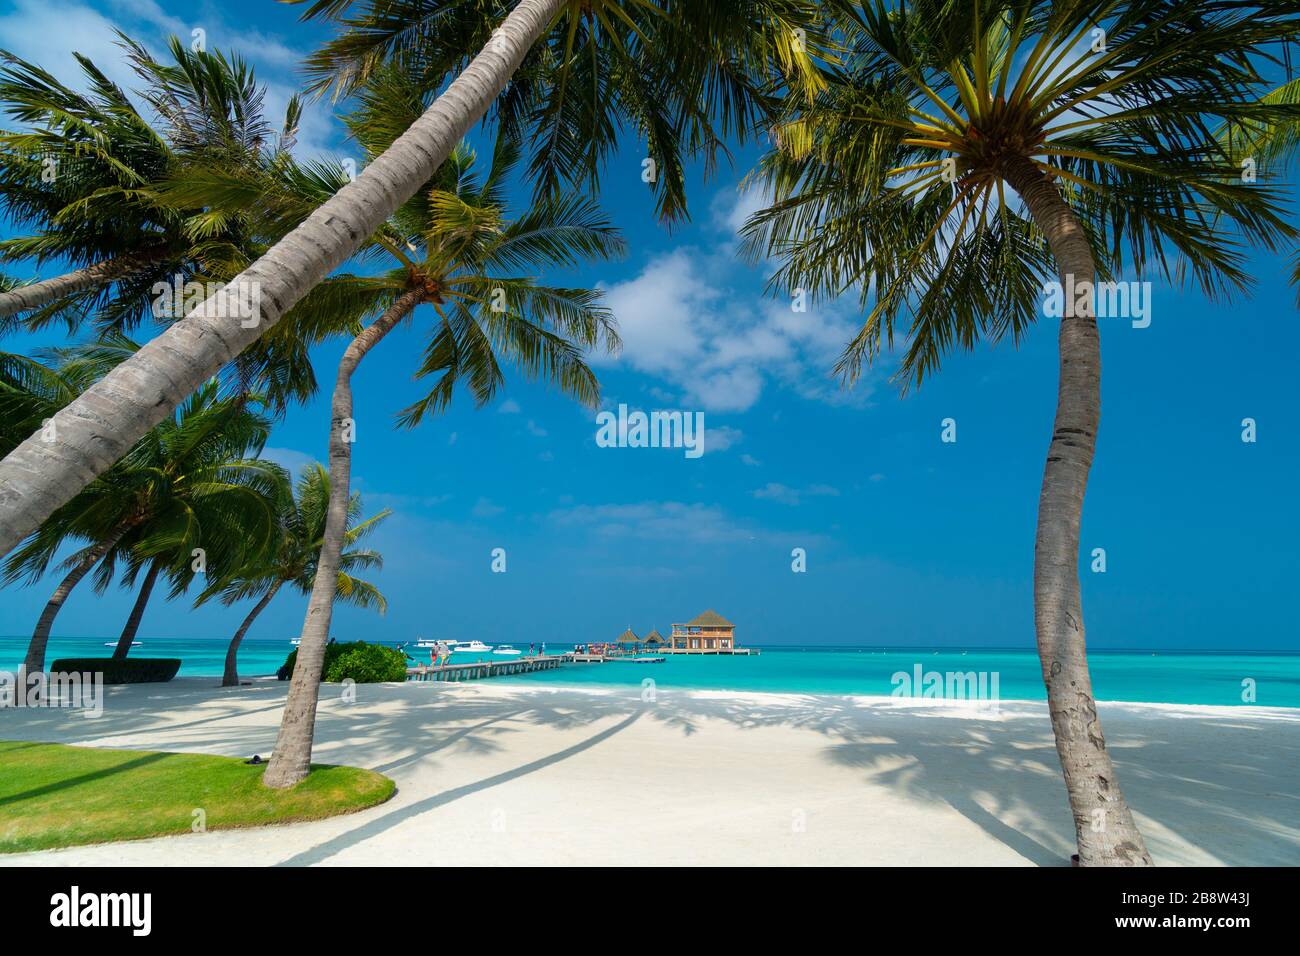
[616,627,640,654]
[643,629,666,649]
[669,610,739,652]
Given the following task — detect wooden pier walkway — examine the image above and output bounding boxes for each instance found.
[406,654,566,683]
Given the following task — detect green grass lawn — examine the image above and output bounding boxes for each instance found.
[0,739,395,853]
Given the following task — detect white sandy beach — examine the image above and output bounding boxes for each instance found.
[2,677,1297,866]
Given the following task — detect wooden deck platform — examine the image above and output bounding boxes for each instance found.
[406,655,566,682]
[658,647,760,656]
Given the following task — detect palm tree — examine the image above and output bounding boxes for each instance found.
[1218,73,1300,291]
[199,463,389,687]
[741,0,1298,865]
[0,36,343,416]
[1,341,285,673]
[233,71,624,787]
[0,349,145,674]
[1221,75,1300,170]
[295,0,831,222]
[0,0,830,561]
[0,34,300,325]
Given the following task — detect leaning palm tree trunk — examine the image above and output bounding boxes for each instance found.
[110,561,161,660]
[20,532,125,676]
[223,579,283,687]
[0,0,566,561]
[263,287,424,788]
[1005,158,1152,866]
[0,245,177,320]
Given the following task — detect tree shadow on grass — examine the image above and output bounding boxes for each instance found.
[0,751,169,808]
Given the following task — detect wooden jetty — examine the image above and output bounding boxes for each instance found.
[407,654,566,683]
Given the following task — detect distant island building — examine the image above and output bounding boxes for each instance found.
[670,610,737,652]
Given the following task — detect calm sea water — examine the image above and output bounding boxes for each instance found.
[3,635,1297,708]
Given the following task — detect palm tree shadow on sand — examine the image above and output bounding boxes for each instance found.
[265,686,1299,867]
[277,708,646,866]
[4,681,1296,865]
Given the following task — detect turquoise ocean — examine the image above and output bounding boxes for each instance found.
[3,635,1298,708]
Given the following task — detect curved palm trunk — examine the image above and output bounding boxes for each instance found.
[263,288,424,788]
[0,0,567,562]
[223,579,283,687]
[1005,158,1152,866]
[20,531,126,677]
[110,562,161,661]
[0,244,177,320]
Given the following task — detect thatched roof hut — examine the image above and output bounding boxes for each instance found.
[616,627,640,645]
[688,609,734,627]
[643,629,665,645]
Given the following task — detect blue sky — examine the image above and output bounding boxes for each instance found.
[1,0,1298,650]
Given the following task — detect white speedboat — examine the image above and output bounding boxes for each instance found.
[105,641,141,647]
[492,644,522,656]
[452,640,493,653]
[290,636,345,646]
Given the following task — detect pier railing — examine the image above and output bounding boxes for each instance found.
[406,654,566,683]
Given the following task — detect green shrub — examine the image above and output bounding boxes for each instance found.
[277,641,407,683]
[325,643,408,683]
[49,658,181,685]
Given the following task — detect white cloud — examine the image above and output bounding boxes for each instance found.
[498,399,521,414]
[597,218,874,413]
[685,366,763,412]
[752,482,800,505]
[710,182,770,236]
[752,482,840,506]
[0,1,133,93]
[0,0,342,162]
[525,419,547,437]
[741,453,761,467]
[472,497,504,518]
[368,492,452,510]
[112,0,185,35]
[598,249,713,377]
[704,425,743,453]
[549,499,828,549]
[549,501,757,544]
